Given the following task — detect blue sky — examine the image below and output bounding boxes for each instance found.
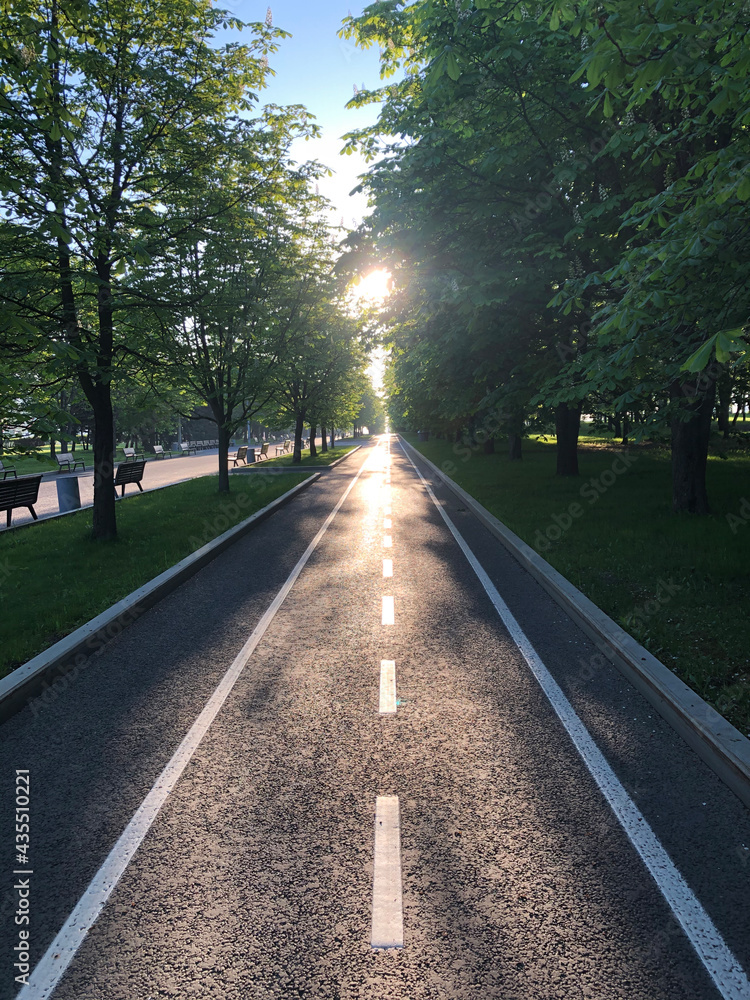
[220,1,384,227]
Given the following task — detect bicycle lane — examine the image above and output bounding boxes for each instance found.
[14,434,745,999]
[0,444,375,1000]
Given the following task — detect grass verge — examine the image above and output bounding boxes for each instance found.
[242,445,356,468]
[0,472,310,678]
[403,432,750,736]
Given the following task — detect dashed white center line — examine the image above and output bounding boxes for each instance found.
[371,796,404,949]
[383,559,393,578]
[383,535,392,548]
[379,660,397,714]
[383,517,392,529]
[384,505,392,515]
[382,596,394,625]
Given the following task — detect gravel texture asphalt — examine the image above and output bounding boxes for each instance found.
[1,436,748,1000]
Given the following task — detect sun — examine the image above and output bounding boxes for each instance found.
[352,269,392,304]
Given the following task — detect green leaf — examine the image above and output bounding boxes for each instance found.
[680,336,717,372]
[445,52,460,81]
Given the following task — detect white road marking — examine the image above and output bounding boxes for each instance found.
[371,796,404,949]
[399,441,750,1000]
[384,506,392,515]
[379,660,397,714]
[18,450,374,1000]
[383,559,393,578]
[382,596,394,625]
[383,535,392,548]
[383,517,392,529]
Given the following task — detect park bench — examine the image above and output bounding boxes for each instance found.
[179,443,197,456]
[56,452,85,472]
[152,445,172,458]
[0,474,42,527]
[123,446,144,461]
[230,445,248,467]
[256,442,270,461]
[114,460,146,497]
[0,459,17,479]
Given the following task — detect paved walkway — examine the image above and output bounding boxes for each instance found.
[4,438,337,530]
[0,437,747,1000]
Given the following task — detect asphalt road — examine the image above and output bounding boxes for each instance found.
[1,436,748,999]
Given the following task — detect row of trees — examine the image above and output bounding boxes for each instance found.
[341,0,750,513]
[0,0,375,538]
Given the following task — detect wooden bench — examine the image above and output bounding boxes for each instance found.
[0,474,42,527]
[0,459,17,479]
[56,452,85,472]
[256,442,270,461]
[179,443,197,456]
[152,445,172,458]
[123,446,144,461]
[230,445,248,467]
[114,460,146,497]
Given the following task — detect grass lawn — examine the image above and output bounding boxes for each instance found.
[403,431,750,737]
[2,452,59,475]
[242,444,357,468]
[0,472,310,678]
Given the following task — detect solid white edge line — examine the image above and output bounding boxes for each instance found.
[18,449,374,1000]
[398,441,750,1000]
[371,795,403,948]
[382,596,395,626]
[379,660,397,715]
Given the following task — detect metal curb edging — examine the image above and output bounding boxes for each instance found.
[0,473,321,725]
[399,436,750,810]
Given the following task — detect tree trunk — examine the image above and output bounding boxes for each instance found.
[670,378,715,513]
[90,386,117,540]
[320,423,328,453]
[483,437,495,455]
[292,411,305,463]
[49,438,57,459]
[330,427,335,449]
[717,372,731,439]
[309,422,318,458]
[555,402,581,476]
[217,422,230,494]
[508,433,522,460]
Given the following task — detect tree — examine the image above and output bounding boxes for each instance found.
[0,0,285,536]
[266,292,369,462]
[145,120,325,492]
